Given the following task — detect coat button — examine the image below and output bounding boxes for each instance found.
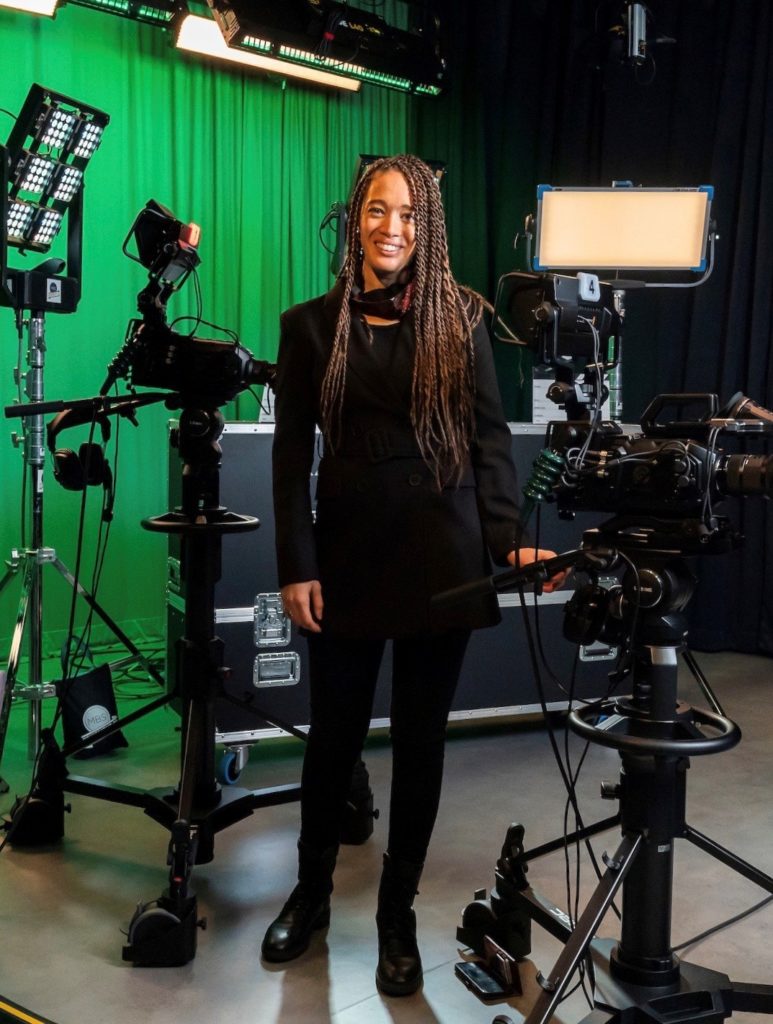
[408,473,422,486]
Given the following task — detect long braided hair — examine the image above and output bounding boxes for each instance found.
[319,154,486,485]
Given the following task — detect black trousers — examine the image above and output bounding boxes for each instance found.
[299,629,471,865]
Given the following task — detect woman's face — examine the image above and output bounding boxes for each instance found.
[358,169,417,291]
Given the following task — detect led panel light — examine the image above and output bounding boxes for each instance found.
[0,0,58,14]
[30,207,62,247]
[48,164,84,203]
[7,200,36,243]
[534,186,714,271]
[36,105,77,149]
[65,118,105,160]
[175,14,361,91]
[14,151,57,196]
[4,84,109,254]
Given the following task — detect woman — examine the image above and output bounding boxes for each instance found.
[262,154,564,995]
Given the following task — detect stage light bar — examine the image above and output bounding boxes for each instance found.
[0,0,58,14]
[4,84,109,253]
[67,0,177,26]
[205,0,445,95]
[175,14,362,92]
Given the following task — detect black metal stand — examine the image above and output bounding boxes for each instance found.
[5,404,306,964]
[0,306,164,789]
[459,536,773,1024]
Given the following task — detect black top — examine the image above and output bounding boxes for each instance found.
[272,281,524,638]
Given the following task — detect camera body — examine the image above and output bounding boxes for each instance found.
[541,395,773,526]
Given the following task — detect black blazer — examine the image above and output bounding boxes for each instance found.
[272,280,524,637]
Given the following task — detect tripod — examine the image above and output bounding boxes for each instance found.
[0,303,163,784]
[7,398,362,966]
[460,526,773,1024]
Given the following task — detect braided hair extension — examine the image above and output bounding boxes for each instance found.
[319,154,487,486]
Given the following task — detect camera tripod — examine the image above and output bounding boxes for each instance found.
[7,399,317,964]
[459,521,773,1024]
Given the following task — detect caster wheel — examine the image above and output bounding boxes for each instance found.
[128,905,180,946]
[218,750,241,785]
[123,897,203,966]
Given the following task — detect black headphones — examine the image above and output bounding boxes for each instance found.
[47,409,115,521]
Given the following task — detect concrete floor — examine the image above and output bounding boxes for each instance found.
[1,650,773,1024]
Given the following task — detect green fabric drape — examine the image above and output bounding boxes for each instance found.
[0,6,409,646]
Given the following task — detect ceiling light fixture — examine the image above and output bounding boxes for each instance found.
[174,12,361,91]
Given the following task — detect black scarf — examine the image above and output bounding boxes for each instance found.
[349,276,415,320]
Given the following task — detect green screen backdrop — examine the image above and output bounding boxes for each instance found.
[0,5,410,653]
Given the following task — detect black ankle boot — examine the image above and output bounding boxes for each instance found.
[375,852,424,996]
[261,841,338,963]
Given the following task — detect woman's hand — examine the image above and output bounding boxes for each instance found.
[508,548,570,593]
[281,580,324,633]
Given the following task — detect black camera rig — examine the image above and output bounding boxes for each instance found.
[101,199,275,404]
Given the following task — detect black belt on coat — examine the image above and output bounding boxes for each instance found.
[332,427,424,463]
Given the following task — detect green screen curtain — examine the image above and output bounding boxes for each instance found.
[0,5,409,650]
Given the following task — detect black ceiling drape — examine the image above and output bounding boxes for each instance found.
[411,0,773,653]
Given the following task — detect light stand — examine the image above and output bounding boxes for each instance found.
[0,88,162,782]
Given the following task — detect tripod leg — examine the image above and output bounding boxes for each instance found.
[685,825,773,893]
[51,556,164,687]
[0,558,35,783]
[523,832,642,1024]
[681,649,725,717]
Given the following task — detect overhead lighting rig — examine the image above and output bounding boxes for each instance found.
[205,0,446,95]
[1,0,445,94]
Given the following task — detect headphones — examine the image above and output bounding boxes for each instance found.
[47,408,115,522]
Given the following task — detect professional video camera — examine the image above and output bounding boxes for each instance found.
[101,199,275,403]
[541,391,773,530]
[494,269,622,421]
[494,269,773,554]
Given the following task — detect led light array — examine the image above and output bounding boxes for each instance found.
[4,84,109,252]
[6,199,62,247]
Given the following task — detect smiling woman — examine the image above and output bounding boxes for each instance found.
[262,153,562,996]
[358,169,417,291]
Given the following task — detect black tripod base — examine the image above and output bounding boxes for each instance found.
[2,788,68,845]
[123,893,205,967]
[588,938,773,1024]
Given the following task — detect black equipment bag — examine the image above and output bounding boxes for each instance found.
[55,663,128,759]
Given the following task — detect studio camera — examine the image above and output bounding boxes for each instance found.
[101,199,275,404]
[542,391,773,526]
[494,270,773,550]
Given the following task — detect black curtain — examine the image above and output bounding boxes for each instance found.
[411,0,773,653]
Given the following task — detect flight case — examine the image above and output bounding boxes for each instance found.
[166,424,614,774]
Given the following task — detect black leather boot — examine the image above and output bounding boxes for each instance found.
[375,852,424,996]
[261,841,338,963]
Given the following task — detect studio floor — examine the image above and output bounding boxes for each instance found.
[1,650,773,1024]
